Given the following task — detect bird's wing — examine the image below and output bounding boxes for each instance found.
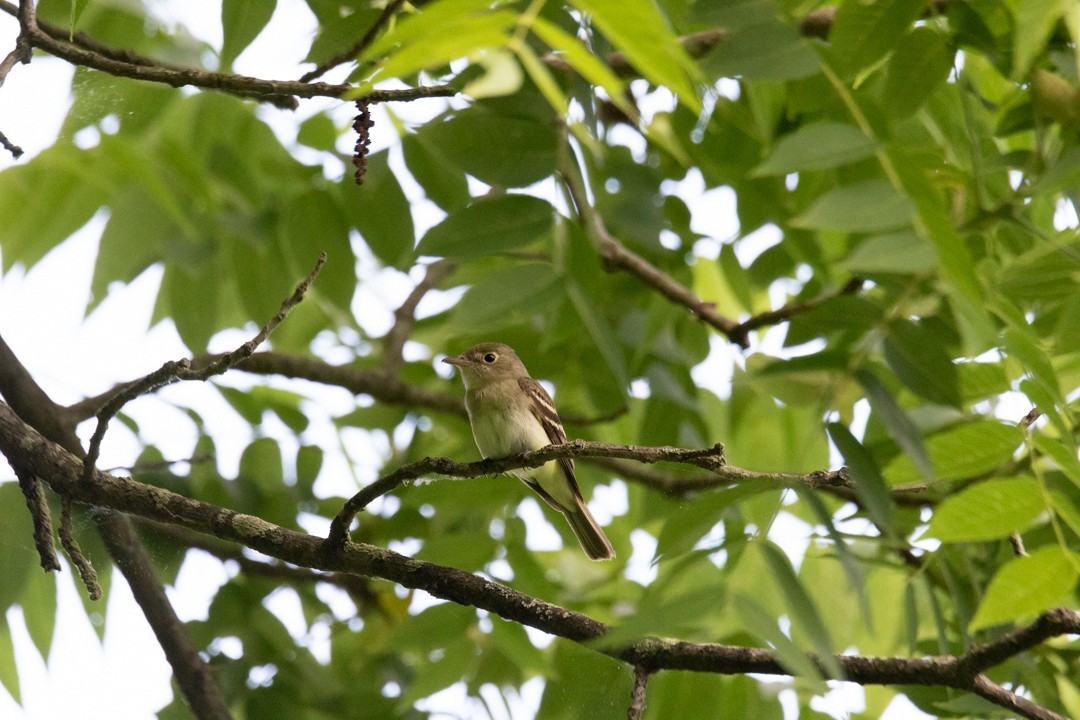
[518,377,578,486]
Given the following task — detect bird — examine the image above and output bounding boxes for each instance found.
[443,342,615,560]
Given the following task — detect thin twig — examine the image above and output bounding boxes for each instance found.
[326,440,729,546]
[627,666,652,720]
[81,253,326,485]
[558,146,743,340]
[300,0,408,82]
[0,128,22,158]
[381,260,456,378]
[60,495,101,599]
[16,467,60,571]
[0,1,454,105]
[559,136,866,348]
[727,277,865,346]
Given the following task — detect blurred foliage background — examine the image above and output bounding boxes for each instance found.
[2,0,1080,717]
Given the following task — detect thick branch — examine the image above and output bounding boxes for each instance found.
[0,402,1072,719]
[0,333,232,720]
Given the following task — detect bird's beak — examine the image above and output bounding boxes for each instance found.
[442,355,469,367]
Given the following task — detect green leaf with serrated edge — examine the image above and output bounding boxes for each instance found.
[753,123,878,176]
[0,616,18,704]
[927,477,1045,542]
[417,195,554,259]
[570,0,702,113]
[882,27,954,119]
[221,0,276,68]
[791,181,913,233]
[883,319,961,407]
[828,422,899,539]
[970,546,1078,631]
[758,541,843,678]
[856,368,934,482]
[883,421,1023,486]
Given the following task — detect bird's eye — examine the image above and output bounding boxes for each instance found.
[483,353,497,364]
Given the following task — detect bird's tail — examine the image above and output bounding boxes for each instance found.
[562,498,615,561]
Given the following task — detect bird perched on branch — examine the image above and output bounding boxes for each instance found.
[443,342,615,560]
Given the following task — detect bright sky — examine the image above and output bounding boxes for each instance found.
[0,2,943,719]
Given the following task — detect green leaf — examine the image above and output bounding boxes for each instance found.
[842,229,937,274]
[238,437,285,496]
[882,27,954,119]
[570,0,702,112]
[883,421,1024,486]
[883,319,961,407]
[1003,326,1064,404]
[420,107,558,188]
[0,484,35,610]
[359,2,516,90]
[0,616,18,704]
[449,262,560,331]
[857,369,934,481]
[732,593,823,680]
[928,477,1046,542]
[0,145,109,273]
[530,16,628,111]
[565,280,629,392]
[970,546,1078,631]
[221,0,276,68]
[828,422,899,538]
[340,150,415,268]
[791,180,913,233]
[280,189,356,310]
[417,195,554,259]
[753,123,878,176]
[296,113,338,151]
[401,133,471,211]
[757,541,843,678]
[21,568,57,661]
[829,0,926,78]
[1008,0,1063,79]
[701,10,820,81]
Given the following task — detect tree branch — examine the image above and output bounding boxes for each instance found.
[327,440,728,547]
[0,401,1072,719]
[0,0,454,105]
[0,331,232,719]
[558,137,867,348]
[299,0,408,83]
[380,259,456,379]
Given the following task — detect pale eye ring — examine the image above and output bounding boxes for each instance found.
[483,353,497,363]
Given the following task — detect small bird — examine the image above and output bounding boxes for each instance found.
[443,342,615,560]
